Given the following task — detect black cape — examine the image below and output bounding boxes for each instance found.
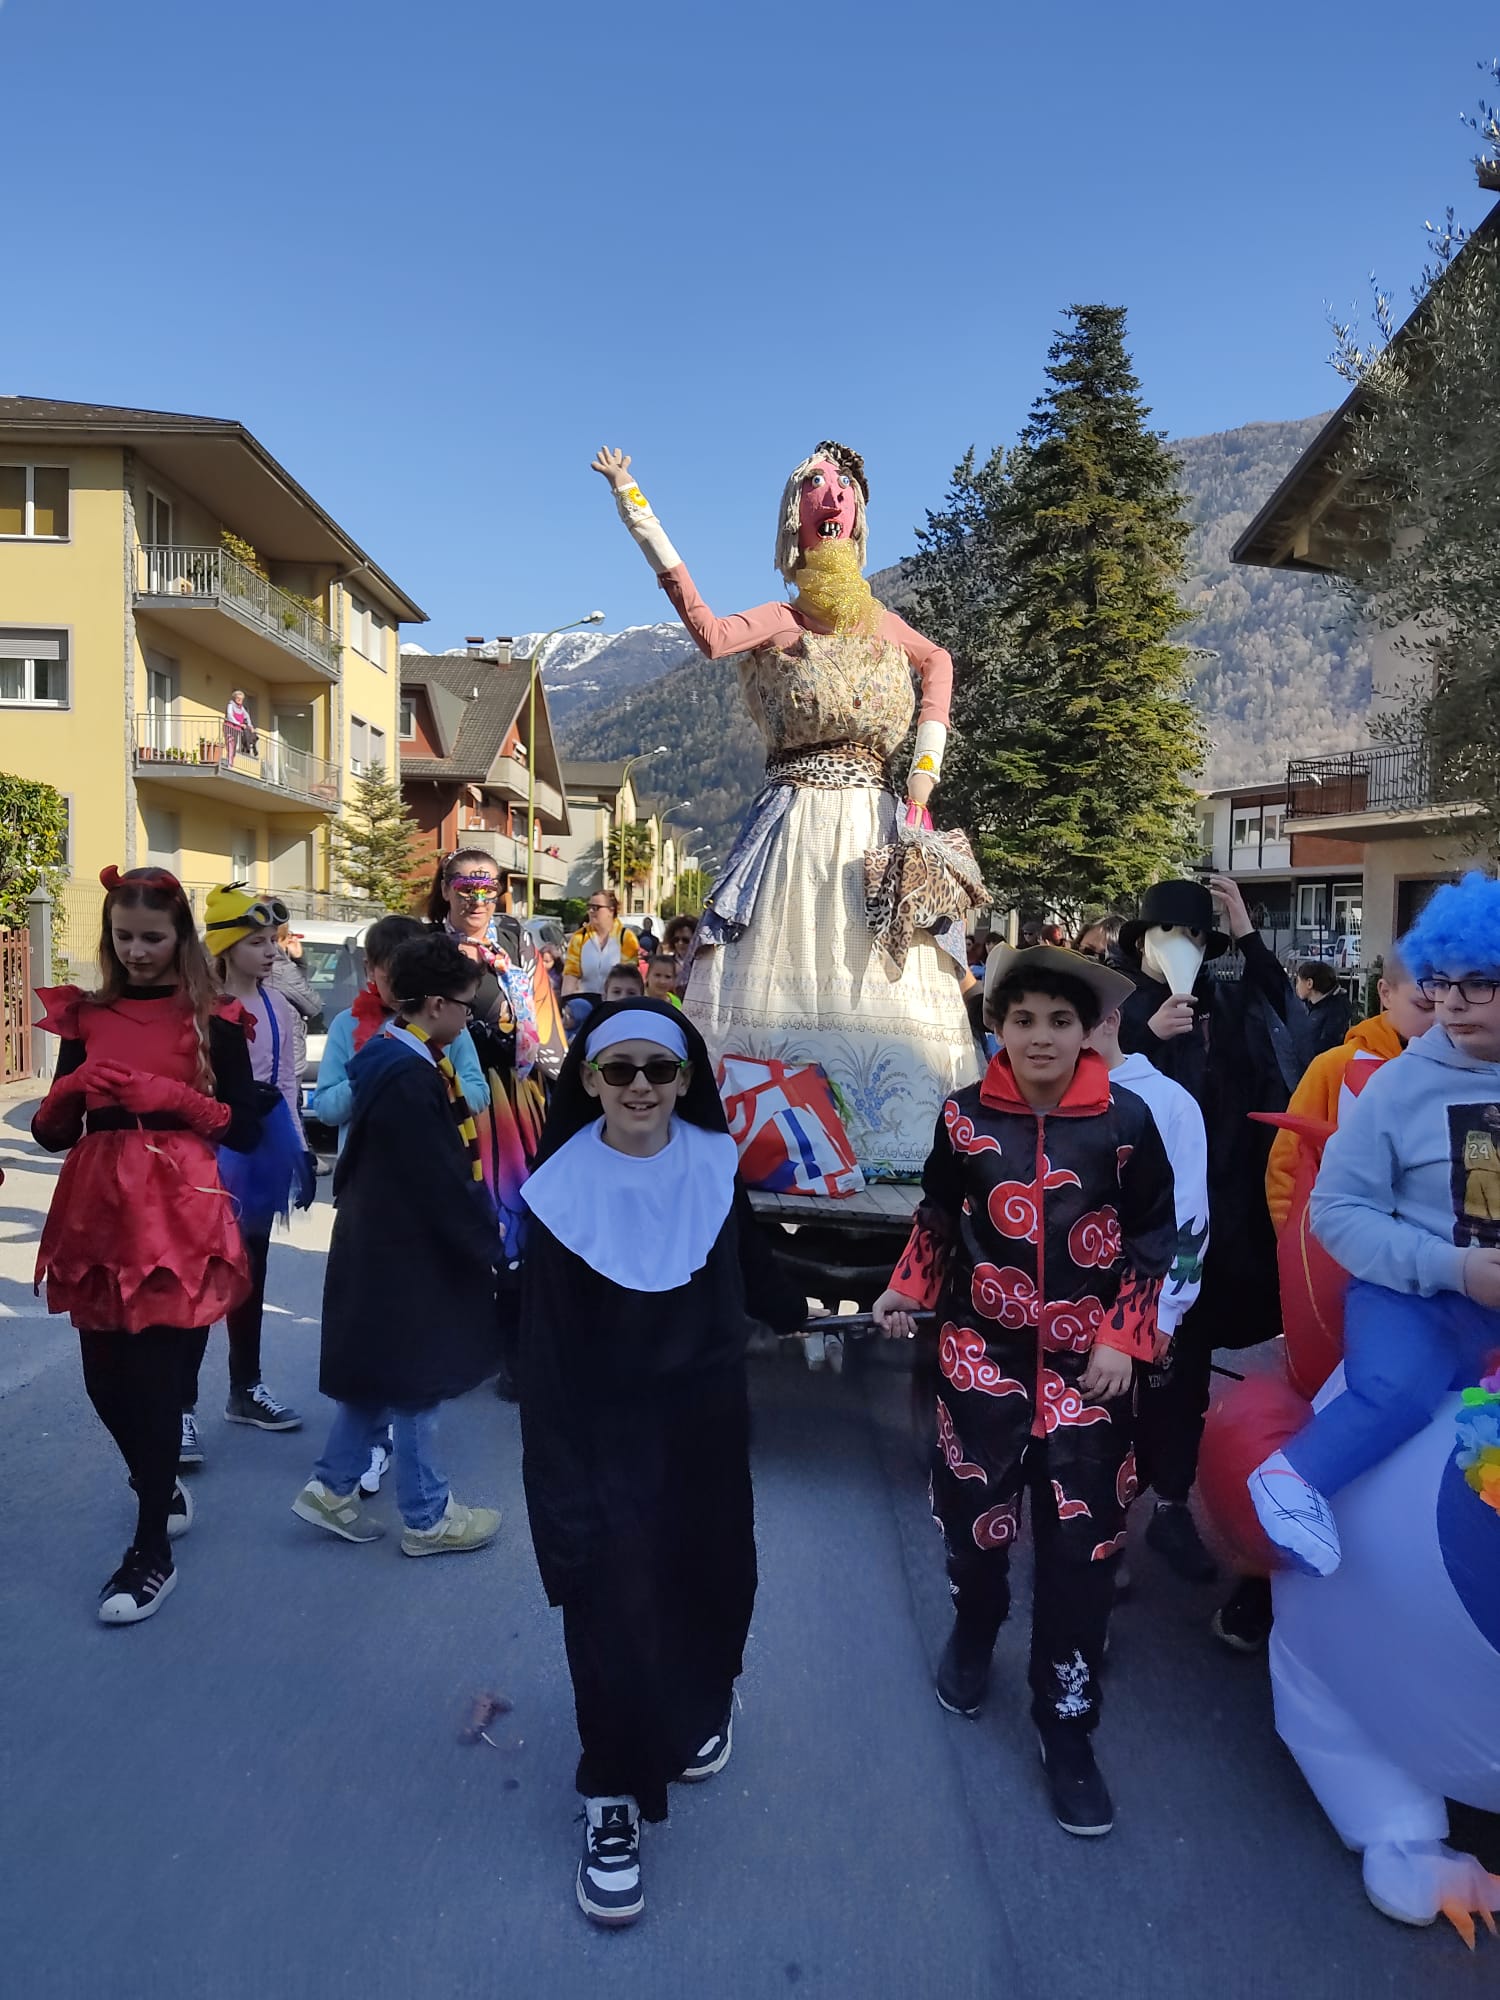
[321,1033,500,1408]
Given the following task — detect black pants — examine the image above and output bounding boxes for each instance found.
[944,1449,1120,1737]
[181,1228,269,1409]
[80,1326,202,1563]
[1133,1302,1217,1505]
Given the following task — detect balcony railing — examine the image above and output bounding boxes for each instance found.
[134,712,340,807]
[1286,742,1475,823]
[136,545,340,674]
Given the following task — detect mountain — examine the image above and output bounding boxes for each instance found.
[559,414,1375,856]
[519,624,698,732]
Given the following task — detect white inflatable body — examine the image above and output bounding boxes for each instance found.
[1270,1378,1500,1931]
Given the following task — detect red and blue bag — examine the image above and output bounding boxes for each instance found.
[716,1054,865,1199]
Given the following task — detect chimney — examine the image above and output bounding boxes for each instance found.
[494,637,513,665]
[465,635,485,656]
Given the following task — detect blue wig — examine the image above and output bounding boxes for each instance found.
[1401,871,1500,981]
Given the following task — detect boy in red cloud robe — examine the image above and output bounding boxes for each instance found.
[875,945,1177,1838]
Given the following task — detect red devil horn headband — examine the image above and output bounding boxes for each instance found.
[101,863,186,898]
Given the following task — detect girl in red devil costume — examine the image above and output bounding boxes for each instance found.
[31,867,263,1624]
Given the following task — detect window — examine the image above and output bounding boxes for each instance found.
[145,491,173,546]
[351,715,369,774]
[0,464,69,538]
[1332,882,1363,933]
[346,590,389,668]
[1297,882,1327,929]
[1261,806,1287,844]
[143,806,180,871]
[399,696,415,738]
[1231,811,1259,849]
[368,724,387,774]
[0,628,69,706]
[231,828,257,883]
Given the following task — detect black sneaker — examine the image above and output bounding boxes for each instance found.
[1211,1575,1274,1654]
[128,1476,194,1540]
[1145,1501,1218,1583]
[98,1547,177,1626]
[576,1797,644,1927]
[225,1382,302,1431]
[1037,1730,1114,1836]
[179,1412,204,1470]
[935,1621,996,1718]
[679,1709,733,1781]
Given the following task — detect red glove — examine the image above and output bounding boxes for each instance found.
[87,1063,232,1140]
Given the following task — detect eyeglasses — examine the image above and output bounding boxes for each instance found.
[1417,975,1499,1005]
[588,1057,684,1087]
[587,901,612,912]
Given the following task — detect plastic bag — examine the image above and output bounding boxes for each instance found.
[717,1054,865,1198]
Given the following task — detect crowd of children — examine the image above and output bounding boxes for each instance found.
[27,861,1500,1929]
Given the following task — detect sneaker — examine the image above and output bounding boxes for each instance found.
[1144,1501,1219,1583]
[225,1382,302,1431]
[128,1476,194,1540]
[98,1547,177,1625]
[679,1709,733,1781]
[935,1620,996,1719]
[292,1479,385,1544]
[359,1436,392,1498]
[178,1412,204,1470]
[1247,1451,1342,1577]
[1037,1730,1115,1837]
[1211,1575,1274,1654]
[399,1495,501,1558]
[576,1797,644,1927]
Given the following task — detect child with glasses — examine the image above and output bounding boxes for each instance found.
[1250,873,1500,1576]
[515,999,805,1927]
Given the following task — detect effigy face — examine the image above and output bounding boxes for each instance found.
[798,460,859,550]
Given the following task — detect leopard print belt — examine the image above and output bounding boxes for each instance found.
[765,742,887,790]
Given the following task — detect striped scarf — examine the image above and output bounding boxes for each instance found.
[401,1020,484,1185]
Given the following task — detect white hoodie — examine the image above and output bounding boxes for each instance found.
[1310,1024,1500,1296]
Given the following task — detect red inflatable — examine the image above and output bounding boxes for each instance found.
[1199,1374,1314,1573]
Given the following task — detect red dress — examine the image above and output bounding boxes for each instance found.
[33,986,254,1334]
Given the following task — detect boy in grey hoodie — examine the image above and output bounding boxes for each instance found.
[1249,874,1500,1575]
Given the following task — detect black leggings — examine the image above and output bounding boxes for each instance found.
[180,1228,269,1409]
[79,1326,203,1563]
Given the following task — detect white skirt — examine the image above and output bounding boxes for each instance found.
[685,786,979,1177]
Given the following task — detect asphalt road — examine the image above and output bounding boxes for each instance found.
[0,1094,1495,2000]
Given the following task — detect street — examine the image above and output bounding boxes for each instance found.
[0,1092,1494,2000]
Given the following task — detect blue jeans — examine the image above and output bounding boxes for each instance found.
[1285,1279,1500,1496]
[312,1403,448,1531]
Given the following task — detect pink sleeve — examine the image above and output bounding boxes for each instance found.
[658,565,803,661]
[882,611,954,729]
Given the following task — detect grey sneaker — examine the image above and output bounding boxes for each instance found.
[179,1413,204,1470]
[399,1495,500,1558]
[226,1382,302,1431]
[576,1797,644,1927]
[292,1480,384,1544]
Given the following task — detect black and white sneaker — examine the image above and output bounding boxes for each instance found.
[128,1476,194,1540]
[359,1433,393,1497]
[935,1622,996,1718]
[225,1382,302,1431]
[1037,1730,1114,1836]
[98,1547,177,1626]
[576,1797,644,1927]
[179,1412,204,1470]
[679,1709,733,1782]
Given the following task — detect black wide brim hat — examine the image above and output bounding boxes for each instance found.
[1119,879,1229,962]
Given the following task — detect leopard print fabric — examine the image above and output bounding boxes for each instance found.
[765,742,887,790]
[864,821,989,974]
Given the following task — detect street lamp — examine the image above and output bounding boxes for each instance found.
[526,610,605,913]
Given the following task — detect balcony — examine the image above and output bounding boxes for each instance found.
[133,713,340,815]
[135,545,340,684]
[487,753,566,827]
[1286,744,1481,838]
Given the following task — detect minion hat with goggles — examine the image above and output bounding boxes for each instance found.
[204,882,289,956]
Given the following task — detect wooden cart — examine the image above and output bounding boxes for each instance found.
[747,1182,922,1313]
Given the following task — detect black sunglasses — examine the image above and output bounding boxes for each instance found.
[588,1057,684,1087]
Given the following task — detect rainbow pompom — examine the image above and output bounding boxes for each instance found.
[1455,1369,1500,1516]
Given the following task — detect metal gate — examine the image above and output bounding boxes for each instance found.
[1,926,33,1083]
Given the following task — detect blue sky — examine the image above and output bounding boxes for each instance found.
[3,0,1495,643]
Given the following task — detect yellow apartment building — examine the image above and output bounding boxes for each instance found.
[0,397,424,950]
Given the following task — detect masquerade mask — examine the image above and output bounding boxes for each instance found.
[450,875,497,899]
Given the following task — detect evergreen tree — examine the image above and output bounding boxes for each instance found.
[914,306,1205,917]
[329,765,428,912]
[0,772,68,928]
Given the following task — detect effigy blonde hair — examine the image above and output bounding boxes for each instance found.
[775,444,870,582]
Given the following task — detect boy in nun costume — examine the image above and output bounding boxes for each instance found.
[516,999,806,1928]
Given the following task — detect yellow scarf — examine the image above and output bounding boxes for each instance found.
[402,1021,484,1184]
[793,538,884,639]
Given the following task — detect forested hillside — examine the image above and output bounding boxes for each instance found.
[561,413,1374,854]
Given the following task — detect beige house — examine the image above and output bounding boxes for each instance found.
[1231,201,1500,964]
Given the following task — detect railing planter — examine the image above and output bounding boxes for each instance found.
[135,545,339,673]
